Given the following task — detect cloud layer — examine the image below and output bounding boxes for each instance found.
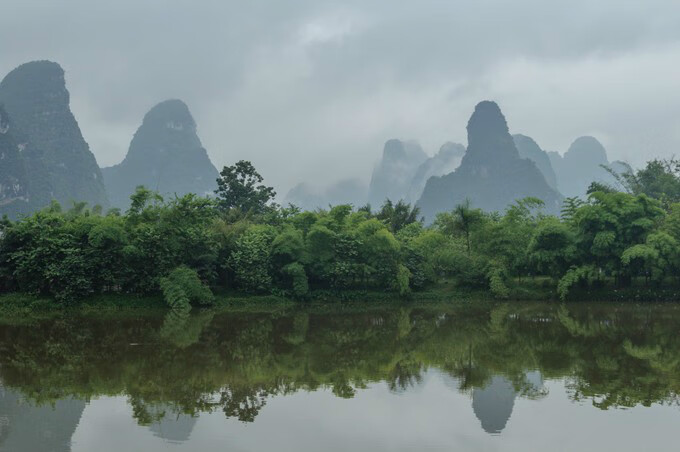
[2,0,680,195]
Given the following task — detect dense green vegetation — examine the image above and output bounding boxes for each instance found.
[3,158,680,306]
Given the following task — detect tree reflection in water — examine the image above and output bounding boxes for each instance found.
[1,301,680,448]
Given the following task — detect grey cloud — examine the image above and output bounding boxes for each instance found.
[1,0,680,195]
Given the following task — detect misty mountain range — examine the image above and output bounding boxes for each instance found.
[288,103,628,218]
[1,60,631,220]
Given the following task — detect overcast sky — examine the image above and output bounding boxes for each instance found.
[2,0,680,195]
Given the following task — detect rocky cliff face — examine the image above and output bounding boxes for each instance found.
[102,99,219,209]
[0,105,29,216]
[417,101,562,221]
[368,139,428,206]
[512,134,558,190]
[406,141,465,203]
[0,61,108,210]
[549,136,618,198]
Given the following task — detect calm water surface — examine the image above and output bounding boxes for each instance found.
[1,302,680,451]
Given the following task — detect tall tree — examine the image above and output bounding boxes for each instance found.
[215,161,276,214]
[607,158,680,207]
[376,199,422,233]
[435,199,484,254]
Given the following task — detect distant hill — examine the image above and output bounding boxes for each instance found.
[406,142,465,203]
[417,101,562,221]
[368,139,428,207]
[548,136,623,198]
[285,178,367,211]
[293,139,462,212]
[0,60,108,213]
[512,134,558,191]
[102,99,219,209]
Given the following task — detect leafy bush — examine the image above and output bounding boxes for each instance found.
[229,225,275,293]
[450,251,489,287]
[159,266,214,309]
[282,262,309,298]
[557,265,598,300]
[394,264,412,297]
[487,265,509,299]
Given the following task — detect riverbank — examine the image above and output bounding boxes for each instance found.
[2,277,680,318]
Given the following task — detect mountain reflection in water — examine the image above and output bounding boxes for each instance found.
[1,301,680,451]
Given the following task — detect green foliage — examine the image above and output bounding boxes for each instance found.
[557,265,598,300]
[586,181,617,195]
[528,217,576,279]
[229,225,276,293]
[488,268,509,299]
[376,199,422,233]
[4,158,680,303]
[128,186,163,217]
[621,244,658,266]
[572,191,665,284]
[282,262,310,298]
[621,232,680,282]
[560,197,584,222]
[482,197,544,277]
[159,266,214,309]
[215,160,276,214]
[434,199,485,254]
[610,158,680,207]
[394,264,411,296]
[271,228,305,267]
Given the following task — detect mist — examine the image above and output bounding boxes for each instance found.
[2,0,680,197]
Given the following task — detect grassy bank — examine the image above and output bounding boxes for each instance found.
[3,277,680,318]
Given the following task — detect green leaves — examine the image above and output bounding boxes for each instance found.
[229,225,275,293]
[393,264,412,296]
[159,266,214,310]
[215,160,276,214]
[557,265,598,300]
[281,262,309,298]
[376,199,422,233]
[621,244,659,266]
[4,157,680,304]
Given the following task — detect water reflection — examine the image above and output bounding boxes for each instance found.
[146,405,197,443]
[0,384,84,451]
[472,376,516,434]
[472,370,548,434]
[0,302,679,451]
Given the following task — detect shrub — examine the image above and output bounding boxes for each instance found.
[282,262,309,298]
[160,266,214,309]
[229,225,275,293]
[394,264,412,297]
[487,264,510,299]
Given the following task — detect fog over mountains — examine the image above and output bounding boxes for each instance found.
[0,60,636,220]
[368,139,429,208]
[548,137,632,199]
[3,1,679,198]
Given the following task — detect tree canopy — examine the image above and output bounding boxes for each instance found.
[2,159,680,303]
[215,160,276,214]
